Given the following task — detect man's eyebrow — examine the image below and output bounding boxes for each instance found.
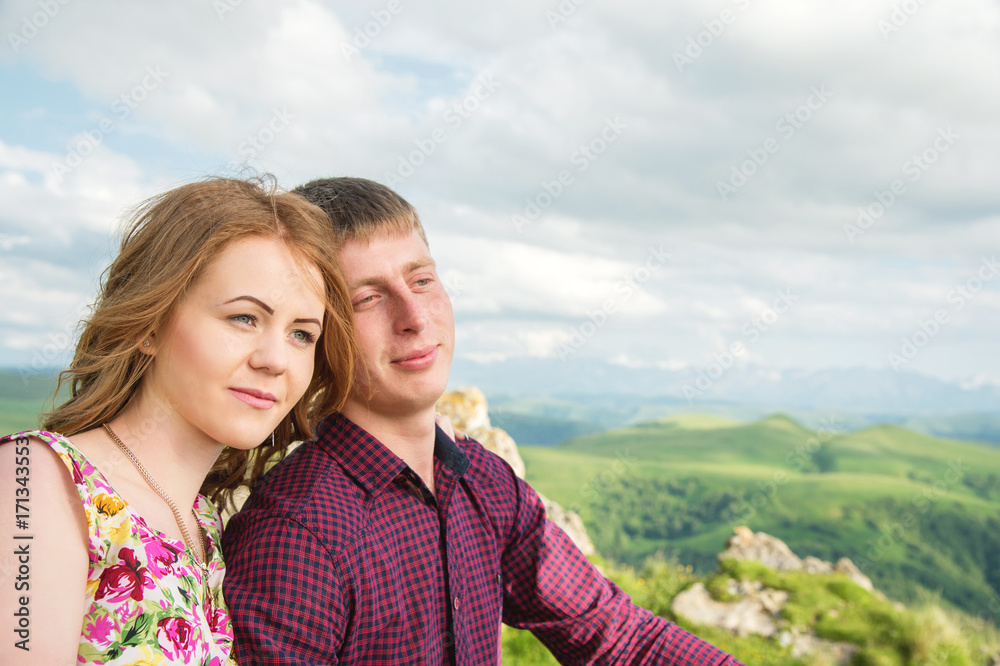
[224,295,274,315]
[348,259,436,290]
[405,258,436,273]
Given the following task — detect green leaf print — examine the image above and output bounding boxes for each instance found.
[120,612,154,646]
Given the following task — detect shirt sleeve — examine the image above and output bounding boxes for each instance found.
[222,508,347,665]
[500,476,745,665]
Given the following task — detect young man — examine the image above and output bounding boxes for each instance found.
[222,178,744,665]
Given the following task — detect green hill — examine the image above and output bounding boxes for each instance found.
[0,370,60,434]
[520,414,1000,619]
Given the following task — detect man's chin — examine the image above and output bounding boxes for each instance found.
[345,389,445,419]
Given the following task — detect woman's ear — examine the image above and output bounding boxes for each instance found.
[136,332,156,356]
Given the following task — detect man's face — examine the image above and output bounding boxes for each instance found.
[338,229,454,420]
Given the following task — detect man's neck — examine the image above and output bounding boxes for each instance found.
[341,403,438,494]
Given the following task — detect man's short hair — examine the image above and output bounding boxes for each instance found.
[293,177,428,247]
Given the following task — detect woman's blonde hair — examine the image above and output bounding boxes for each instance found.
[43,176,358,510]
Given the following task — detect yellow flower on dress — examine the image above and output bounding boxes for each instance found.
[94,493,126,517]
[125,645,166,666]
[107,515,134,547]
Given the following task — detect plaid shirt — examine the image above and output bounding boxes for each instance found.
[222,413,744,665]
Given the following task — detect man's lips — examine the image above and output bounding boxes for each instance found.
[391,346,438,370]
[229,387,278,409]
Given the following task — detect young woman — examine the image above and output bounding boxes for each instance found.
[0,177,358,665]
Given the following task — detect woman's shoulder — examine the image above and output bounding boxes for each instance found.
[2,429,109,501]
[0,431,91,666]
[3,428,85,465]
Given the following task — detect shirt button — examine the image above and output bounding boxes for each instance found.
[496,574,502,585]
[453,596,460,611]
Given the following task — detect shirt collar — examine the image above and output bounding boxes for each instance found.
[315,413,469,495]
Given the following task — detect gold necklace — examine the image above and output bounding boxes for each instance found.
[102,423,213,615]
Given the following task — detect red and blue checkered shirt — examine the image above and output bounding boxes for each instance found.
[222,413,744,665]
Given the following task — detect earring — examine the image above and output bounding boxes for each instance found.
[142,340,150,347]
[271,431,276,447]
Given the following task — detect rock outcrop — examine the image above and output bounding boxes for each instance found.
[672,581,788,638]
[436,386,525,478]
[672,526,872,664]
[436,387,595,556]
[721,525,873,591]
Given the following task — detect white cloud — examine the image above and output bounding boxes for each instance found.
[1,0,998,381]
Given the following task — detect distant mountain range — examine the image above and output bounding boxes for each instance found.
[449,358,1000,444]
[5,361,998,445]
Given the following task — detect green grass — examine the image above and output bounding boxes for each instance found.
[0,370,60,435]
[0,399,46,433]
[500,552,995,665]
[521,413,1000,621]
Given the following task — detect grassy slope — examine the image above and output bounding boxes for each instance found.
[0,370,59,434]
[521,414,1000,615]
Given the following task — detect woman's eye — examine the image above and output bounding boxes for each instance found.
[232,314,255,326]
[292,330,317,344]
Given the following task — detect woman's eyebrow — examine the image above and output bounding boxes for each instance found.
[224,295,273,315]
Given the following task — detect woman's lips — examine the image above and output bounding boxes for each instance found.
[392,346,438,370]
[229,387,278,409]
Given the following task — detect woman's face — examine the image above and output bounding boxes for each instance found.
[140,235,326,450]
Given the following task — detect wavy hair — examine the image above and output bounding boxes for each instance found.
[43,176,359,510]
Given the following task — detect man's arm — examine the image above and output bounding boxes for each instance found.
[222,509,347,665]
[501,475,745,665]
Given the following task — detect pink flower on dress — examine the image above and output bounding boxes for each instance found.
[157,616,196,662]
[144,540,180,578]
[71,460,86,486]
[95,547,155,603]
[207,603,232,638]
[84,614,116,649]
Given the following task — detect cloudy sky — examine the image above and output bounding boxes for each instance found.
[1,0,998,389]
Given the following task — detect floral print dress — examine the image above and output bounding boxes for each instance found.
[6,430,237,666]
